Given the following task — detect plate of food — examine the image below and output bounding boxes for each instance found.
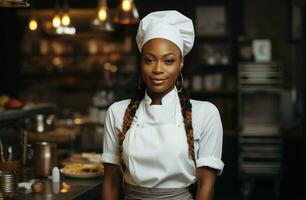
[60,163,104,178]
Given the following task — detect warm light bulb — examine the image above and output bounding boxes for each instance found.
[122,0,132,12]
[98,7,107,21]
[52,15,61,28]
[29,19,38,31]
[61,13,71,26]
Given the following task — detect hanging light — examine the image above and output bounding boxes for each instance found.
[28,0,38,31]
[61,0,71,26]
[58,0,76,35]
[92,0,114,32]
[52,0,61,28]
[61,13,70,26]
[28,18,38,31]
[122,0,132,11]
[0,0,30,7]
[114,0,139,25]
[46,0,75,35]
[98,6,107,21]
[52,14,61,28]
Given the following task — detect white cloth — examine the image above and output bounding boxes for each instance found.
[122,92,194,188]
[136,10,195,56]
[102,88,224,188]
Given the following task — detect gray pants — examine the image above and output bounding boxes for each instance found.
[124,184,194,200]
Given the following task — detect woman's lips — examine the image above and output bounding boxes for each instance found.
[150,78,166,85]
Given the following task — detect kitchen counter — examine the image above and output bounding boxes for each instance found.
[16,177,103,200]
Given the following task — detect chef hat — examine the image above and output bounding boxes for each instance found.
[136,10,195,56]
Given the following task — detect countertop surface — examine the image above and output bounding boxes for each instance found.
[16,176,103,200]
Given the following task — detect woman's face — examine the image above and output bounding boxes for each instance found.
[141,38,183,96]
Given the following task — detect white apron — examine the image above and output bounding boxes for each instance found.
[122,95,196,189]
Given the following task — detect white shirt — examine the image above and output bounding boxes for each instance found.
[102,88,224,187]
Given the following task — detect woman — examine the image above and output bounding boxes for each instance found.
[102,10,224,200]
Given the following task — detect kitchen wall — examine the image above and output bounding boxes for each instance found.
[0,9,22,97]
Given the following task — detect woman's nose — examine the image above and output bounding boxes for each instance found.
[152,61,163,73]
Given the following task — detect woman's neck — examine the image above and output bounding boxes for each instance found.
[146,86,175,105]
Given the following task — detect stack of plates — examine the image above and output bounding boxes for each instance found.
[0,171,18,198]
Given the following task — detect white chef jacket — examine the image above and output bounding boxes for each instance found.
[102,88,224,188]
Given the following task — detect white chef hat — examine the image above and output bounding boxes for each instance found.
[136,10,195,57]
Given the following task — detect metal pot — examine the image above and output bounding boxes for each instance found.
[33,142,57,177]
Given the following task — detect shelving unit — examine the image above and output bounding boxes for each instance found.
[19,9,139,114]
[238,61,283,197]
[186,1,238,134]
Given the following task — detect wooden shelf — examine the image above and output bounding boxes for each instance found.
[28,127,80,144]
[0,103,56,123]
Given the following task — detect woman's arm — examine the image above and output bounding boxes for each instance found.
[196,166,217,200]
[102,163,123,200]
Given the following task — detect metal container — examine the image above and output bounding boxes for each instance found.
[33,142,57,177]
[0,171,18,199]
[30,114,56,133]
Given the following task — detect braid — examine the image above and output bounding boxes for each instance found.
[119,91,143,169]
[178,89,196,166]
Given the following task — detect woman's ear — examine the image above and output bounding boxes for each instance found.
[180,57,184,70]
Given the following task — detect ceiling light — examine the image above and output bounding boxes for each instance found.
[52,14,61,28]
[61,13,70,26]
[28,18,38,31]
[115,0,139,25]
[92,0,114,32]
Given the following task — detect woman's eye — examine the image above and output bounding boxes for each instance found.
[165,59,175,65]
[144,58,153,64]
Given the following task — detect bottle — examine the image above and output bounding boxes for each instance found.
[52,167,60,183]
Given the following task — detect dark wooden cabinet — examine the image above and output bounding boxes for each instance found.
[185,1,239,135]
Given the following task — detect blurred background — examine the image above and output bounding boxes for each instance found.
[0,0,305,199]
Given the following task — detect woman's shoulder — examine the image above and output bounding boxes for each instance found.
[190,99,221,122]
[190,99,222,135]
[108,99,131,113]
[190,99,219,114]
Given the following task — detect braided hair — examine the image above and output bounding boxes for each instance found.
[118,87,196,169]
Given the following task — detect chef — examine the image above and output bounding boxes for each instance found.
[102,10,224,200]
